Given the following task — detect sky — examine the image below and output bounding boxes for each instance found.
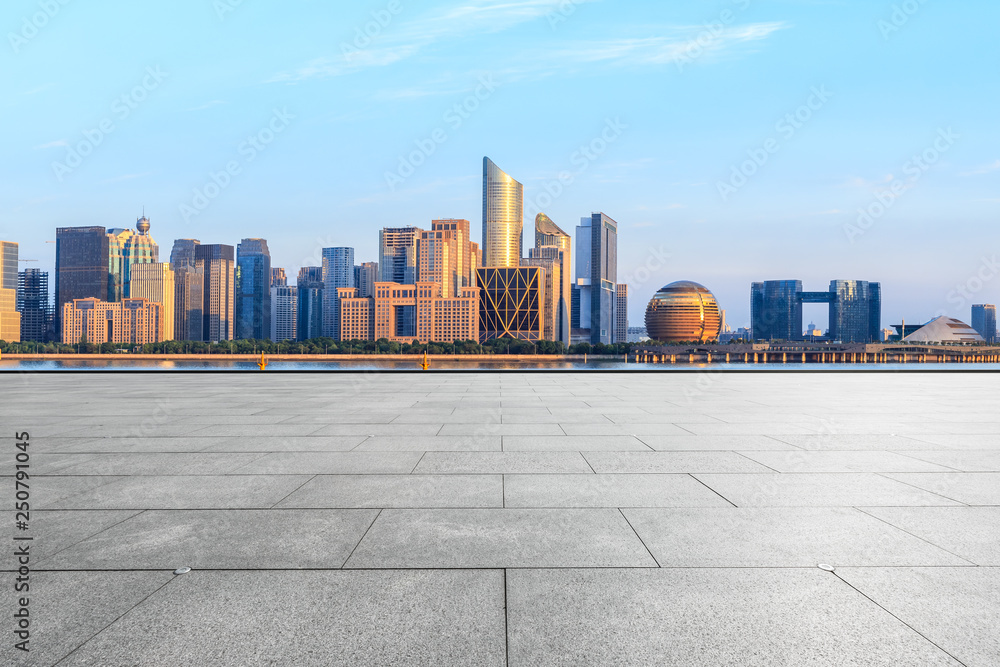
[2,0,998,330]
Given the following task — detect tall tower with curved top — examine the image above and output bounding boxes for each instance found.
[482,157,523,268]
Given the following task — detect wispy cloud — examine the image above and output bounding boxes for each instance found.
[960,159,1000,176]
[270,0,592,83]
[102,172,152,184]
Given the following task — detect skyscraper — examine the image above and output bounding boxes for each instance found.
[170,240,203,342]
[482,157,524,268]
[828,280,881,343]
[195,244,235,342]
[751,281,803,341]
[521,251,561,343]
[271,285,298,342]
[418,220,481,298]
[271,267,287,287]
[379,227,422,284]
[614,284,628,344]
[17,269,51,342]
[55,226,109,339]
[322,247,355,340]
[129,263,175,342]
[0,241,21,342]
[235,238,272,340]
[296,266,324,342]
[972,305,997,344]
[575,213,618,345]
[534,213,572,346]
[354,262,379,299]
[108,217,159,302]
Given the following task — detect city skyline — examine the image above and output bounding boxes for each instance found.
[3,2,999,327]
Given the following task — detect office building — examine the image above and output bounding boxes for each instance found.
[236,239,272,340]
[828,280,881,343]
[521,253,561,343]
[477,267,544,343]
[296,267,324,341]
[0,241,20,342]
[339,282,479,344]
[354,262,378,299]
[482,157,524,268]
[108,217,159,302]
[195,244,235,342]
[62,298,165,345]
[574,213,618,345]
[270,285,298,342]
[533,213,572,346]
[614,283,628,344]
[972,305,997,344]
[170,240,203,342]
[751,280,881,343]
[17,269,51,342]
[322,247,355,340]
[271,267,287,287]
[646,281,722,343]
[55,226,109,339]
[418,220,481,298]
[129,263,175,341]
[379,227,421,284]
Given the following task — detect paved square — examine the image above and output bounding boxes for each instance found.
[5,371,999,665]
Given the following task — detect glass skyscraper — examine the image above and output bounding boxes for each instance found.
[235,238,272,340]
[482,157,524,268]
[575,213,618,345]
[55,226,109,339]
[17,269,51,342]
[972,305,997,344]
[322,247,355,340]
[751,281,803,341]
[108,217,158,302]
[0,241,20,343]
[296,266,324,342]
[379,227,421,284]
[534,213,572,346]
[170,239,203,342]
[829,280,881,343]
[195,244,235,342]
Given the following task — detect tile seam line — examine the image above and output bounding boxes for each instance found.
[853,507,980,566]
[51,572,178,667]
[340,508,384,569]
[831,572,970,667]
[618,508,662,568]
[688,473,739,508]
[269,474,319,508]
[872,472,971,506]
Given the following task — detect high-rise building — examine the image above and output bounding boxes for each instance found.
[477,267,544,343]
[751,281,803,341]
[62,298,164,345]
[271,267,287,287]
[575,213,618,345]
[614,284,628,344]
[0,241,20,342]
[379,227,421,284]
[170,239,203,342]
[482,157,524,268]
[296,266,324,342]
[270,285,298,342]
[418,220,481,298]
[534,213,571,346]
[354,262,379,299]
[322,247,355,339]
[108,217,159,302]
[339,282,479,344]
[195,244,235,342]
[828,280,881,343]
[235,239,272,340]
[17,269,51,342]
[129,263,175,342]
[972,305,997,344]
[751,279,881,343]
[55,226,109,339]
[521,255,560,343]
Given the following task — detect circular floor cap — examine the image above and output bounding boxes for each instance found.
[173,567,192,575]
[818,564,836,572]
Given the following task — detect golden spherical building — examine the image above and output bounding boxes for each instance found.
[645,281,722,343]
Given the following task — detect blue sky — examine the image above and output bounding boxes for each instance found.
[2,0,998,329]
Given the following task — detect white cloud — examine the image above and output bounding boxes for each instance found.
[34,140,68,150]
[960,160,1000,176]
